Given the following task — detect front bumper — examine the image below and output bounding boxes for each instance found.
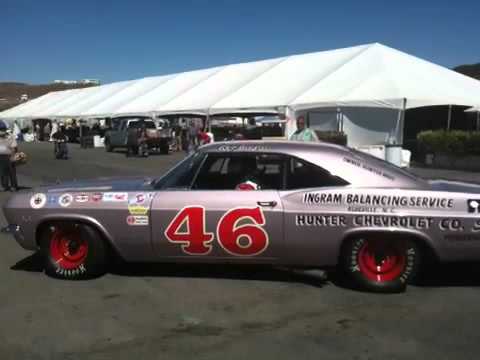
[2,224,37,251]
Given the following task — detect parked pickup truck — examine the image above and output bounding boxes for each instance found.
[104,116,171,154]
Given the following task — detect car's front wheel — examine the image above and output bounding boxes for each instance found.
[39,222,108,279]
[341,236,420,293]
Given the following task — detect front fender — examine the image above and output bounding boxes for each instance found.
[35,213,122,258]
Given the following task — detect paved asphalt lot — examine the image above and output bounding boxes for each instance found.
[2,142,480,360]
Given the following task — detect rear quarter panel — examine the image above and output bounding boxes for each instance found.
[281,187,480,266]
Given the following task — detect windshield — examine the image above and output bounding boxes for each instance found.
[154,152,205,189]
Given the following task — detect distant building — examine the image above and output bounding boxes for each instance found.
[53,79,100,85]
[80,79,100,85]
[53,80,78,84]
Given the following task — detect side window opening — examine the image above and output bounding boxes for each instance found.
[286,157,349,190]
[192,153,285,190]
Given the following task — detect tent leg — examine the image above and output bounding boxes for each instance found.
[476,112,480,131]
[447,104,452,131]
[395,98,407,145]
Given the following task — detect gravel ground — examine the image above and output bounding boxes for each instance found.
[1,142,480,360]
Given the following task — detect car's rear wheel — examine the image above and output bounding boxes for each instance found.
[341,236,420,293]
[39,222,108,279]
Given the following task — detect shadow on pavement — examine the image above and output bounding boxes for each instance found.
[111,262,328,288]
[415,262,480,287]
[10,252,44,272]
[10,252,480,288]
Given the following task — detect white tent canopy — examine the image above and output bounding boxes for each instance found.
[2,43,480,120]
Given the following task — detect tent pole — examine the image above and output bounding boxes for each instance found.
[447,104,452,131]
[476,111,480,131]
[206,110,211,132]
[395,98,407,145]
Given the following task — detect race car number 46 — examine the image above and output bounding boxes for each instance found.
[165,206,269,256]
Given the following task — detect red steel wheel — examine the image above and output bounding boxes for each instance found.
[342,236,421,293]
[49,228,89,270]
[357,239,406,282]
[40,222,108,279]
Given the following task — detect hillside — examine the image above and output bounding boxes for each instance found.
[0,82,96,112]
[453,63,480,80]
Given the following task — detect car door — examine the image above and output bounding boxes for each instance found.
[109,120,126,147]
[279,156,350,267]
[150,152,284,263]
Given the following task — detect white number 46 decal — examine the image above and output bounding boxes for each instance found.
[164,206,269,256]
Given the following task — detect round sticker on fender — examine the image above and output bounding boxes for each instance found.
[30,193,47,209]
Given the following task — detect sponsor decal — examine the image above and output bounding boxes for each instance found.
[30,193,47,209]
[303,192,454,209]
[296,215,347,227]
[438,218,464,231]
[343,157,395,181]
[47,195,58,206]
[75,194,89,203]
[92,193,103,202]
[59,193,73,207]
[217,144,268,152]
[128,193,149,205]
[468,199,480,213]
[126,215,149,226]
[128,205,149,215]
[295,214,433,230]
[103,192,128,202]
[352,215,433,229]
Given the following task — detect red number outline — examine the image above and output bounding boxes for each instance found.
[216,206,269,257]
[164,205,214,255]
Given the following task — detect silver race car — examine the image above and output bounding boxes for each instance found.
[4,141,480,292]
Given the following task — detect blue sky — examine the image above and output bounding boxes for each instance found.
[1,0,479,84]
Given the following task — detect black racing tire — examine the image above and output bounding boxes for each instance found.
[105,139,114,152]
[39,222,108,280]
[340,236,421,293]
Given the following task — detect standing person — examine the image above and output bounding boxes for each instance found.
[174,122,182,151]
[34,123,41,142]
[126,125,139,157]
[0,121,18,191]
[50,120,58,141]
[289,116,319,142]
[185,120,196,154]
[52,125,69,159]
[44,122,51,142]
[13,120,21,141]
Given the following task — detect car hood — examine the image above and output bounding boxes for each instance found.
[35,176,156,193]
[428,179,480,194]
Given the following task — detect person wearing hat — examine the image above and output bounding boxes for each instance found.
[0,121,18,191]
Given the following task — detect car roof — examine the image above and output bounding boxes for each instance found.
[199,140,425,189]
[199,140,348,154]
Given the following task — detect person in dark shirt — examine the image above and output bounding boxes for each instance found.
[52,125,69,159]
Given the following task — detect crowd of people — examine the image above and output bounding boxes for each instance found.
[0,115,318,191]
[171,119,213,154]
